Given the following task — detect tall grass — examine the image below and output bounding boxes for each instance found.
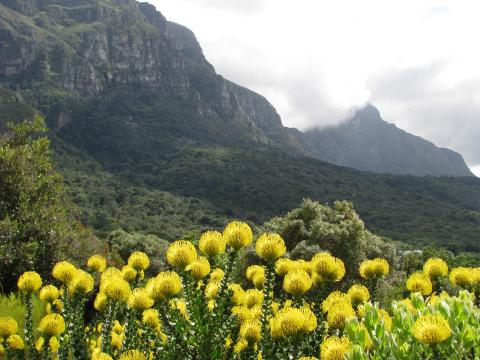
[0,293,45,337]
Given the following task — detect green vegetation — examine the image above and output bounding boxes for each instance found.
[0,117,101,293]
[0,294,45,336]
[2,222,480,359]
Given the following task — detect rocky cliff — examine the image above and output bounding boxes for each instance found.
[0,0,303,151]
[0,0,473,176]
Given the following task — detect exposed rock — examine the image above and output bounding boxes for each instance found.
[0,0,473,176]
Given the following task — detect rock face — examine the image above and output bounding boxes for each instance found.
[0,0,473,176]
[304,105,474,176]
[0,0,302,150]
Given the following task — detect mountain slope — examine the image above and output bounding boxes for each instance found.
[0,0,479,252]
[304,105,473,176]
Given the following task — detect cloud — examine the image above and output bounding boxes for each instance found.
[156,0,269,14]
[150,0,480,168]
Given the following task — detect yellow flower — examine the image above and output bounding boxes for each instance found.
[49,337,60,352]
[171,298,189,320]
[52,261,77,284]
[322,291,351,313]
[208,300,216,311]
[347,284,370,306]
[275,258,295,276]
[359,258,389,279]
[246,265,266,289]
[379,309,392,332]
[299,357,318,360]
[205,281,220,300]
[252,272,266,289]
[210,268,225,282]
[0,317,18,337]
[121,265,137,282]
[283,269,313,296]
[232,305,262,323]
[39,285,60,303]
[111,332,125,350]
[35,337,44,352]
[413,314,452,344]
[112,320,124,334]
[406,272,433,296]
[472,268,480,286]
[240,319,262,344]
[428,291,450,306]
[223,221,253,250]
[7,334,24,350]
[128,252,150,271]
[94,292,107,311]
[270,307,317,339]
[234,338,248,353]
[326,302,356,329]
[449,267,473,288]
[17,271,42,293]
[295,260,314,275]
[101,267,122,282]
[244,289,263,308]
[166,240,197,269]
[142,309,161,330]
[199,231,226,257]
[320,337,350,360]
[255,233,286,261]
[152,271,182,298]
[104,278,132,302]
[38,314,65,337]
[311,253,345,282]
[185,256,211,280]
[47,299,63,314]
[228,284,246,305]
[87,255,107,273]
[118,350,147,360]
[128,288,154,311]
[400,298,416,314]
[70,269,94,295]
[423,258,448,280]
[246,265,265,282]
[92,353,113,360]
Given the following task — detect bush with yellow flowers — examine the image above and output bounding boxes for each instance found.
[3,221,480,360]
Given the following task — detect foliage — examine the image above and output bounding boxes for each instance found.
[0,117,101,293]
[346,291,480,359]
[3,221,479,359]
[264,199,397,276]
[106,229,170,274]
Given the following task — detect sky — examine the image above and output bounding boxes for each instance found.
[152,0,480,175]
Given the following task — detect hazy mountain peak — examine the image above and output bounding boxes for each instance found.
[304,105,473,176]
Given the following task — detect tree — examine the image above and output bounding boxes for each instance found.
[0,116,100,292]
[107,229,170,274]
[264,199,397,277]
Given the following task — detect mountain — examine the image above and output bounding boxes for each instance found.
[304,105,474,176]
[0,0,480,252]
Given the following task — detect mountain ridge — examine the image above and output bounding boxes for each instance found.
[304,104,473,176]
[0,0,479,252]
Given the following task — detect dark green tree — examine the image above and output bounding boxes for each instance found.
[0,116,100,292]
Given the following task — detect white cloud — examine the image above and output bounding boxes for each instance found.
[150,0,480,169]
[472,166,480,177]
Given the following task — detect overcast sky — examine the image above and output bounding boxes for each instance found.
[152,0,480,175]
